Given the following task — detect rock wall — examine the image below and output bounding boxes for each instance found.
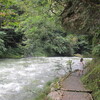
[61,0,100,34]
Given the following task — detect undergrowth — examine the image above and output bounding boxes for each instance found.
[82,58,100,100]
[34,78,59,100]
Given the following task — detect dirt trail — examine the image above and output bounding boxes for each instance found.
[48,72,93,100]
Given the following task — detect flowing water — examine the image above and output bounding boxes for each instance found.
[0,57,92,100]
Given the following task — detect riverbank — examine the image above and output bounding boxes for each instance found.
[33,71,80,100]
[41,59,99,100]
[34,78,60,100]
[48,71,93,100]
[34,73,71,100]
[82,58,100,100]
[0,57,93,100]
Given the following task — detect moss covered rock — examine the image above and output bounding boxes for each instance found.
[61,0,100,34]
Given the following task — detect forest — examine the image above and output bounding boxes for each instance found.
[0,0,99,58]
[0,0,100,100]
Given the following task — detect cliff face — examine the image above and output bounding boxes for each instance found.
[61,0,100,34]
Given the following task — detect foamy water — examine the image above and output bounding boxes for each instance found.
[0,57,92,100]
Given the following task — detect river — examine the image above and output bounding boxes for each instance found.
[0,57,92,100]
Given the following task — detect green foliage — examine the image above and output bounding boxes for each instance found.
[55,59,74,75]
[3,47,23,58]
[18,8,74,56]
[0,29,23,58]
[82,59,100,100]
[0,31,6,37]
[34,80,54,100]
[18,11,92,57]
[92,44,100,57]
[14,0,74,57]
[34,78,60,100]
[92,29,100,57]
[0,31,7,56]
[66,60,74,72]
[0,0,20,27]
[0,0,99,58]
[0,0,23,58]
[0,39,6,56]
[55,60,67,74]
[73,35,92,55]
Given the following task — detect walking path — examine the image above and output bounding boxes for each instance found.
[48,72,93,100]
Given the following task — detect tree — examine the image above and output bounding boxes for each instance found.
[0,31,7,56]
[0,0,23,58]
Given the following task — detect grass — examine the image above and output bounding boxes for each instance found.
[82,58,100,100]
[34,78,59,100]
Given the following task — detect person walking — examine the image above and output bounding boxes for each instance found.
[78,58,85,76]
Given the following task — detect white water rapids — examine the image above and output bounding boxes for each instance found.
[0,57,92,100]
